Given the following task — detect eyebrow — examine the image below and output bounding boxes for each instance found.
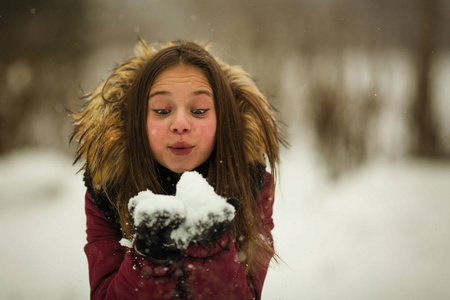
[148,91,170,99]
[193,90,213,97]
[148,89,213,99]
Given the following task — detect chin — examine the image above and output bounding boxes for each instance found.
[167,164,194,174]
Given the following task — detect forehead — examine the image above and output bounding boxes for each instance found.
[151,65,212,90]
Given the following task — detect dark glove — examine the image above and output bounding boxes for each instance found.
[190,197,240,246]
[128,192,186,260]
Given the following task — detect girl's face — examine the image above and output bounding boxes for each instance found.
[147,65,217,173]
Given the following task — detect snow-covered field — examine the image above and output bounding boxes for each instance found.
[1,142,449,299]
[265,139,450,300]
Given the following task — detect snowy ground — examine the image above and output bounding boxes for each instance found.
[264,138,450,300]
[1,143,450,299]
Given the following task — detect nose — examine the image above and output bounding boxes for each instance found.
[170,111,191,133]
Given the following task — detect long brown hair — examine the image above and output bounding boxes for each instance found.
[72,40,284,275]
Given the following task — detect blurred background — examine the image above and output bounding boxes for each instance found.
[1,0,449,299]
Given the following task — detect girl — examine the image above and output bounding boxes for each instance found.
[71,39,284,299]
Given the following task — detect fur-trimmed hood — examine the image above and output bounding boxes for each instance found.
[71,39,283,195]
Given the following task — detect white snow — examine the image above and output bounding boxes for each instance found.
[1,146,450,299]
[129,190,185,227]
[0,148,89,300]
[128,171,235,249]
[119,238,133,248]
[263,137,450,299]
[171,171,235,248]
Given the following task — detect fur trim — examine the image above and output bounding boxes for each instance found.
[71,39,280,193]
[217,60,282,168]
[84,172,120,227]
[71,39,156,192]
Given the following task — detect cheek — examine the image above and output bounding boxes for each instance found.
[147,116,165,133]
[147,119,165,149]
[148,128,157,136]
[198,121,216,147]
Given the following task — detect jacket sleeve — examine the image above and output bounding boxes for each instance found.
[249,172,275,299]
[85,192,178,299]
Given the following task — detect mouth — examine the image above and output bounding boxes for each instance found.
[169,142,194,156]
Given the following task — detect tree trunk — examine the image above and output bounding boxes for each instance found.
[410,0,442,156]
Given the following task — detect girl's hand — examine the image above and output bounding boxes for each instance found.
[128,171,240,260]
[171,172,239,249]
[129,192,185,260]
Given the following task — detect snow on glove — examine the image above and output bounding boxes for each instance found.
[128,190,186,260]
[170,171,239,249]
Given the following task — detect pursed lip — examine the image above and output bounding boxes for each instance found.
[169,141,194,155]
[170,141,193,149]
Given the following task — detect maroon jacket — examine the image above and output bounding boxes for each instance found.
[84,173,274,300]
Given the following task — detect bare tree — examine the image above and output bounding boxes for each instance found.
[0,0,87,154]
[409,0,443,156]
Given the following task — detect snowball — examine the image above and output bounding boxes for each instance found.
[128,190,185,227]
[171,171,236,248]
[126,173,236,250]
